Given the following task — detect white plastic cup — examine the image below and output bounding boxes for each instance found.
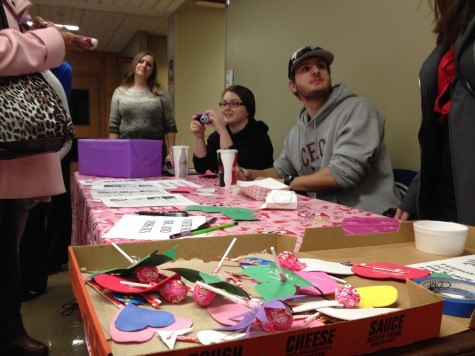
[217,149,238,188]
[413,220,468,256]
[172,145,189,179]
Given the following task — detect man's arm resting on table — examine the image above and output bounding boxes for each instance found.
[244,167,340,193]
[245,167,281,181]
[288,167,340,192]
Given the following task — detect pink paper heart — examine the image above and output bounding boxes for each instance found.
[207,297,249,325]
[208,298,324,329]
[295,271,339,295]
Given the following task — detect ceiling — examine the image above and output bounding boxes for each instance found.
[30,0,194,53]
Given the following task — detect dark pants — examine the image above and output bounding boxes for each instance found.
[0,199,20,353]
[20,152,72,294]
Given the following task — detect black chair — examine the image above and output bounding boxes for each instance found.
[393,168,418,200]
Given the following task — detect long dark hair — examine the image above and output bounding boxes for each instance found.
[121,50,162,95]
[223,85,256,119]
[432,0,475,44]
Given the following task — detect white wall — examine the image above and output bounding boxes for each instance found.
[226,0,436,170]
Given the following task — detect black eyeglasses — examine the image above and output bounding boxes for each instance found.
[218,101,244,108]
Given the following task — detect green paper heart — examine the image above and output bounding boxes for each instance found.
[89,247,177,279]
[243,265,313,300]
[166,267,249,299]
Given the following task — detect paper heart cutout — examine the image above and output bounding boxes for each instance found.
[295,271,339,295]
[94,273,178,294]
[115,303,175,332]
[208,298,324,329]
[242,265,313,300]
[351,262,430,280]
[317,307,400,321]
[110,307,192,343]
[357,285,398,308]
[207,297,249,325]
[157,328,193,349]
[300,258,354,275]
[289,298,342,313]
[197,330,247,345]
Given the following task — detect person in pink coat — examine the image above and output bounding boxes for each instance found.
[0,1,92,354]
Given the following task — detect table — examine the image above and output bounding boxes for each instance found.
[72,173,377,250]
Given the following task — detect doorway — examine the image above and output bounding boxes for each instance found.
[69,75,101,173]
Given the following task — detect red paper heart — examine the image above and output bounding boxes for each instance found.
[351,262,430,280]
[94,273,179,294]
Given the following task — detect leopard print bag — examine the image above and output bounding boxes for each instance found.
[0,73,75,159]
[0,7,74,159]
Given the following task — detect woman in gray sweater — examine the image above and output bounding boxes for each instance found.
[109,51,177,167]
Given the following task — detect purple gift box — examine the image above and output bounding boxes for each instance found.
[78,139,162,178]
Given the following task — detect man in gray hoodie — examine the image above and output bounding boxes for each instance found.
[239,45,400,214]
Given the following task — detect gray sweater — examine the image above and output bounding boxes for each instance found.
[108,86,177,140]
[274,83,400,214]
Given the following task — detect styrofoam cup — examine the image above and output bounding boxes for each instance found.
[413,220,468,256]
[217,149,237,188]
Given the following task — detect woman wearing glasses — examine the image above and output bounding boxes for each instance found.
[191,85,274,173]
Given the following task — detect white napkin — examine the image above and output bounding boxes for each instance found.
[260,190,297,210]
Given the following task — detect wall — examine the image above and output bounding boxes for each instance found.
[65,51,122,138]
[169,2,226,149]
[226,0,436,170]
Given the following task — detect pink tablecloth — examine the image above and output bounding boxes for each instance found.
[72,173,377,251]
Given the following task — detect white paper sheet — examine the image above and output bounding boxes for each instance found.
[100,194,198,208]
[408,255,475,282]
[79,178,145,186]
[103,215,207,240]
[90,189,169,200]
[90,179,201,191]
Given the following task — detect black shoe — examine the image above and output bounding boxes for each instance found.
[11,332,48,356]
[21,290,46,302]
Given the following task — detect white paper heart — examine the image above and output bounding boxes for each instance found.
[197,330,246,345]
[300,258,354,275]
[317,307,400,321]
[157,327,193,349]
[290,299,342,313]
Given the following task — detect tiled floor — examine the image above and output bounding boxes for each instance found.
[21,265,89,355]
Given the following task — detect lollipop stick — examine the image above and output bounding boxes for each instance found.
[195,281,250,308]
[270,246,286,281]
[111,242,135,264]
[212,237,237,276]
[329,275,347,284]
[304,311,321,324]
[120,281,152,288]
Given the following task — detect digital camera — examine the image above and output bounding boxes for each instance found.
[194,113,210,124]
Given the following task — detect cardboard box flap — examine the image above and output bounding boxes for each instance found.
[73,233,298,272]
